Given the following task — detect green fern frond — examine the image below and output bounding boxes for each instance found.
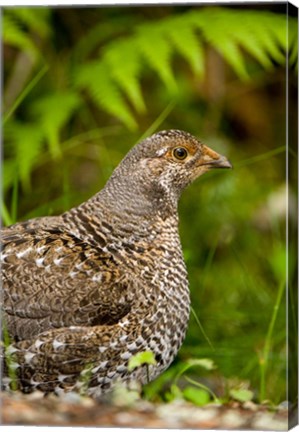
[4,91,82,190]
[6,7,51,37]
[227,21,273,69]
[189,8,288,74]
[103,40,146,113]
[136,25,177,92]
[194,10,249,79]
[212,36,249,80]
[246,13,286,65]
[73,22,113,61]
[73,17,134,61]
[3,14,38,58]
[6,121,44,191]
[75,62,137,130]
[30,91,81,158]
[74,7,295,128]
[214,10,273,69]
[3,160,18,192]
[164,17,205,77]
[4,6,295,138]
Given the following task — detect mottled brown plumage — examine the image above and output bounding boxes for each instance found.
[1,130,231,396]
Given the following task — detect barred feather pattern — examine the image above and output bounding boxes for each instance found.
[1,130,231,396]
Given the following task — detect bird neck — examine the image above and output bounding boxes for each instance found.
[97,173,179,222]
[65,174,180,245]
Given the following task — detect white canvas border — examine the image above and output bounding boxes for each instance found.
[0,0,298,8]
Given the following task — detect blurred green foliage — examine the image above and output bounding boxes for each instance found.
[2,4,298,405]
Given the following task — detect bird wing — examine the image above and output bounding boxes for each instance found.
[5,323,128,393]
[1,219,135,341]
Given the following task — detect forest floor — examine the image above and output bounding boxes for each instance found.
[1,390,295,430]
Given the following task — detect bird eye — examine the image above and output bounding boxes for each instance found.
[173,147,188,160]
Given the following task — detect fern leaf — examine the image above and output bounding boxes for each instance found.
[190,8,289,74]
[231,32,273,69]
[73,7,296,130]
[264,14,287,50]
[30,91,81,158]
[165,18,205,77]
[217,38,249,80]
[6,7,51,37]
[247,13,286,65]
[189,9,248,80]
[3,14,38,58]
[202,25,249,79]
[103,40,146,113]
[75,62,137,130]
[3,160,18,191]
[223,12,273,69]
[6,122,44,190]
[72,16,137,61]
[136,25,177,92]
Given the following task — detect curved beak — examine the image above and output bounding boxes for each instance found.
[199,145,232,169]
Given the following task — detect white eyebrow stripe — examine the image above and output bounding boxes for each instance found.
[156,148,168,157]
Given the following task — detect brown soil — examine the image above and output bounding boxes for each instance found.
[1,391,294,430]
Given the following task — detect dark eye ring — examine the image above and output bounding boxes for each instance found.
[173,147,188,160]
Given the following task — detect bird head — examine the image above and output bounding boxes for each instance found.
[105,130,232,216]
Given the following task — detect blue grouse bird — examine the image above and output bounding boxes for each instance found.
[1,130,231,396]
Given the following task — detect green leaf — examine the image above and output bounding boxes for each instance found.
[186,358,216,371]
[220,40,249,80]
[191,9,249,80]
[249,15,286,65]
[73,7,296,130]
[7,7,51,37]
[165,18,204,77]
[4,64,49,125]
[190,8,289,75]
[239,38,273,69]
[197,10,249,79]
[268,243,286,283]
[75,62,137,130]
[169,383,183,399]
[103,40,146,113]
[6,121,44,191]
[3,14,38,58]
[163,383,184,402]
[136,26,177,92]
[230,388,254,402]
[31,91,81,158]
[2,159,18,191]
[183,386,211,406]
[128,351,157,371]
[1,199,14,226]
[230,16,273,69]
